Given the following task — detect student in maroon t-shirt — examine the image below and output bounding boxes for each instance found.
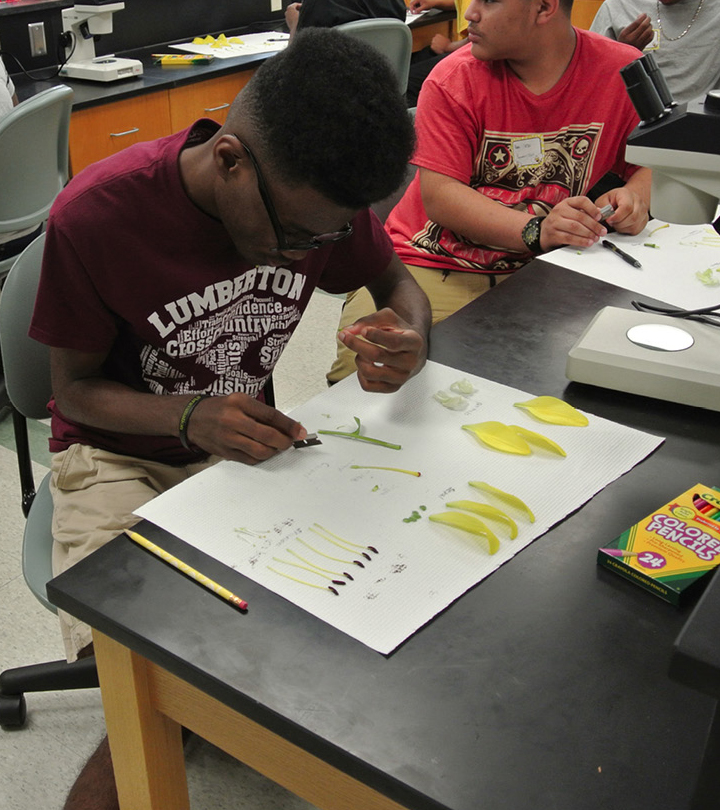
[29,29,430,810]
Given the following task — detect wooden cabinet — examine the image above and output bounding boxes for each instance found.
[410,19,453,52]
[67,69,257,175]
[168,71,255,132]
[571,0,604,30]
[69,90,172,174]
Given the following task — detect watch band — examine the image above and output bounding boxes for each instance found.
[521,216,544,255]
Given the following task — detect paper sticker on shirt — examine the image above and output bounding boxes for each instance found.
[511,136,544,168]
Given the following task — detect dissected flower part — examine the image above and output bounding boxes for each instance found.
[272,555,346,585]
[350,465,421,477]
[428,511,500,554]
[449,379,476,395]
[433,390,469,410]
[513,396,588,426]
[297,537,361,568]
[696,268,720,287]
[510,425,566,457]
[311,523,378,556]
[462,421,532,455]
[267,565,340,595]
[318,416,401,449]
[287,548,353,580]
[468,481,535,523]
[445,500,518,539]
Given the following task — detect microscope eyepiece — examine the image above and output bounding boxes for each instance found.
[621,59,670,126]
[638,53,676,110]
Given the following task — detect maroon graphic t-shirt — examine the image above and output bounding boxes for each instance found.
[30,120,393,463]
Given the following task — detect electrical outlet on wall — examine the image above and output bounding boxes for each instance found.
[271,0,283,12]
[28,22,48,57]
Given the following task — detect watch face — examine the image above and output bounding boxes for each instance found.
[522,217,541,252]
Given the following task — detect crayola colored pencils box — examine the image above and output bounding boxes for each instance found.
[597,484,720,605]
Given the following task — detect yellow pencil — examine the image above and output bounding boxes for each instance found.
[124,529,248,610]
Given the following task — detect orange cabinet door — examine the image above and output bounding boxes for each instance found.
[571,0,604,30]
[410,20,453,52]
[168,70,255,133]
[69,91,172,174]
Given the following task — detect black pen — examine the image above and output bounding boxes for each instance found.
[601,239,642,268]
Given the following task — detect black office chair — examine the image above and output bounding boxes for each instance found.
[0,235,99,730]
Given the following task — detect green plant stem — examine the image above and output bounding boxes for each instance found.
[317,417,401,450]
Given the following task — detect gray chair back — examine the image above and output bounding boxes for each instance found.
[0,85,72,236]
[0,84,72,281]
[0,233,52,419]
[335,18,412,94]
[0,232,55,611]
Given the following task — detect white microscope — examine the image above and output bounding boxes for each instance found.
[566,54,720,412]
[58,2,143,82]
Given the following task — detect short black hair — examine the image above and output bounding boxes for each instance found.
[236,27,415,209]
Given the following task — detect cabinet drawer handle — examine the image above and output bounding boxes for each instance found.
[204,103,230,112]
[110,127,140,138]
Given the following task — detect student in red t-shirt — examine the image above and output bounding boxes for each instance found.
[328,0,651,383]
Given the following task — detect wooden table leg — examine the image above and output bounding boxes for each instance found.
[92,630,191,810]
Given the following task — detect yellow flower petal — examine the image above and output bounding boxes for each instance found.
[445,500,518,539]
[510,426,566,457]
[513,396,588,426]
[428,512,500,554]
[462,421,531,455]
[468,482,535,522]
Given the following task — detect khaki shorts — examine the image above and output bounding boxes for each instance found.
[326,264,510,384]
[50,444,218,661]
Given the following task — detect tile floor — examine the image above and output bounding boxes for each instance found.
[0,290,345,810]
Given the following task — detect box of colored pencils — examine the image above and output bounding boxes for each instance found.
[597,484,720,605]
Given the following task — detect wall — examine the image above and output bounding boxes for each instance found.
[0,0,287,73]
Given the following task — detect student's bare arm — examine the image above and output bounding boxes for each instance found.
[421,168,609,252]
[51,346,305,464]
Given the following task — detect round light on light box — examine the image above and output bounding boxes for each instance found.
[626,323,694,352]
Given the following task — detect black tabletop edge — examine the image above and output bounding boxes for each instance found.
[46,533,447,810]
[671,569,720,699]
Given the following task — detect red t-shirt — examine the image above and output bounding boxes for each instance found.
[30,121,393,463]
[387,29,642,274]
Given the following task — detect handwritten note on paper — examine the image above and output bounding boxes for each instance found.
[136,361,663,654]
[545,220,720,311]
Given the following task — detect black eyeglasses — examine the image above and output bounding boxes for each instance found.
[235,137,353,252]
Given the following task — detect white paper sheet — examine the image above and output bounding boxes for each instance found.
[406,9,432,23]
[544,220,720,310]
[170,32,289,59]
[136,361,663,654]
